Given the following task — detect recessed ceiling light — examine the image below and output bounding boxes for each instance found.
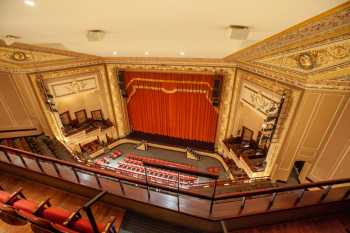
[179,51,185,56]
[24,0,35,7]
[113,51,117,55]
[144,51,149,55]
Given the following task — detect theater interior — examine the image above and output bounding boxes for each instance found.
[0,1,350,232]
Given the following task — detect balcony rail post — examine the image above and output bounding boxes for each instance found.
[36,159,44,173]
[83,206,99,233]
[240,196,246,210]
[209,179,217,216]
[294,188,306,206]
[72,168,80,184]
[320,185,332,202]
[18,153,28,168]
[95,174,102,189]
[267,192,277,210]
[4,151,12,163]
[52,162,61,177]
[220,220,228,233]
[119,180,126,196]
[177,171,180,212]
[144,166,151,200]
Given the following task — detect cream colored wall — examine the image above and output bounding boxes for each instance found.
[308,97,350,181]
[272,90,349,181]
[0,72,43,137]
[56,91,103,120]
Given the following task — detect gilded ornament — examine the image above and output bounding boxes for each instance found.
[329,45,348,59]
[11,51,30,61]
[297,52,315,70]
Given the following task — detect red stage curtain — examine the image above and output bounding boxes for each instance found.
[125,71,218,143]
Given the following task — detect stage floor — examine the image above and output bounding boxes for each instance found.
[95,143,229,180]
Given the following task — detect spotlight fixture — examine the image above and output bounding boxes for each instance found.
[86,29,106,42]
[24,0,35,6]
[228,25,249,40]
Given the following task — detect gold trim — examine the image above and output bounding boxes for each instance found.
[125,77,213,90]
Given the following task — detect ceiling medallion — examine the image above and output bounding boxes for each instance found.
[11,51,31,61]
[329,45,348,59]
[296,52,315,70]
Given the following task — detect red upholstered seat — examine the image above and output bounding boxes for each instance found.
[13,199,38,213]
[42,207,72,224]
[0,190,11,203]
[71,218,105,233]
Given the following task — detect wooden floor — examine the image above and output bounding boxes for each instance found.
[232,213,350,233]
[0,172,125,233]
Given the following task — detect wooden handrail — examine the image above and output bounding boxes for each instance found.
[1,145,350,202]
[215,177,350,200]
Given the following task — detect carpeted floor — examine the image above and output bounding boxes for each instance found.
[95,143,229,180]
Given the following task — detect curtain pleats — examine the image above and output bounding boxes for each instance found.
[125,71,218,143]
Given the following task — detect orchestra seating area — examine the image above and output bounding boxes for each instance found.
[0,176,125,233]
[126,153,197,172]
[93,152,199,188]
[59,109,113,137]
[0,135,74,162]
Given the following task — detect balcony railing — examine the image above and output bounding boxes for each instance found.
[0,145,349,220]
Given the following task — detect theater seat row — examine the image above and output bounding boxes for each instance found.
[116,162,197,188]
[126,153,197,172]
[0,186,123,233]
[118,161,197,182]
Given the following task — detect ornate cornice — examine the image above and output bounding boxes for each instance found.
[223,2,350,91]
[0,43,102,73]
[225,2,350,62]
[103,56,234,68]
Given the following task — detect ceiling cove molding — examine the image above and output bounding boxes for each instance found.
[103,57,234,68]
[255,38,350,74]
[236,62,350,91]
[0,42,102,73]
[225,1,350,62]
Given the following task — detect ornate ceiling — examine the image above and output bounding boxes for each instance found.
[225,1,350,90]
[0,2,349,91]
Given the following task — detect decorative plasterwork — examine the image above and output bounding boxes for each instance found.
[0,47,71,64]
[256,39,350,74]
[0,43,102,73]
[49,76,98,98]
[223,2,350,91]
[240,84,280,116]
[225,2,350,62]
